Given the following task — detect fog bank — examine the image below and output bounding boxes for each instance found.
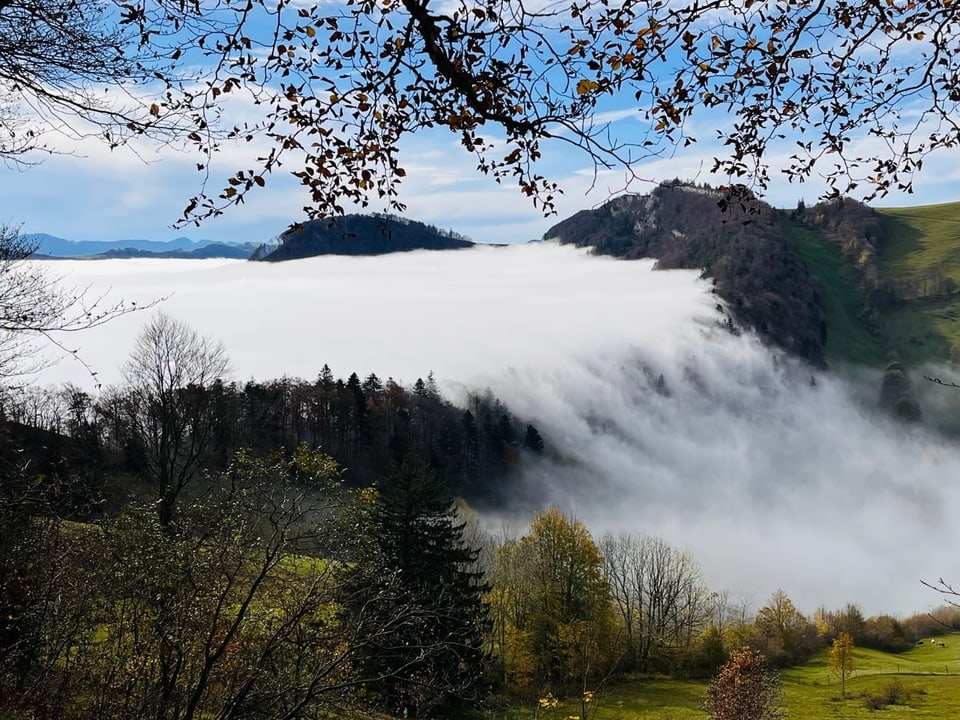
[33,244,960,617]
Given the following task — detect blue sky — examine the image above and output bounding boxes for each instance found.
[4,19,960,248]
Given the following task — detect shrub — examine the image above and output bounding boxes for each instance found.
[862,679,925,711]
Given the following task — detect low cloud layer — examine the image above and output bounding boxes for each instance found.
[34,244,960,617]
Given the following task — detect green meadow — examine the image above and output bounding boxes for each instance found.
[784,201,960,365]
[484,634,960,719]
[781,219,885,366]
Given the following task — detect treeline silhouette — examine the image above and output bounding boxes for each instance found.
[1,366,546,508]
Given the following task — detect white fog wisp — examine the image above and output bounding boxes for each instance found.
[30,243,960,617]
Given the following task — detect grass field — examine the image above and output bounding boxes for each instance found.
[780,218,885,366]
[782,202,960,366]
[483,634,960,720]
[874,203,960,364]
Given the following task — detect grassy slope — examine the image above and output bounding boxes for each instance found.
[875,203,960,364]
[485,634,960,719]
[780,219,885,366]
[781,201,960,366]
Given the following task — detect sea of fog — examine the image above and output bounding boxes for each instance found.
[31,243,960,617]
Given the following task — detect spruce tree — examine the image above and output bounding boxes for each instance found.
[341,456,488,716]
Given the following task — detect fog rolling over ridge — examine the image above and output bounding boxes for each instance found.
[35,243,960,617]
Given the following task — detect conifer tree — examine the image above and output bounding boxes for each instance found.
[341,456,488,716]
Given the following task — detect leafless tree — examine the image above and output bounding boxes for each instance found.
[118,312,229,525]
[600,532,711,672]
[0,0,198,163]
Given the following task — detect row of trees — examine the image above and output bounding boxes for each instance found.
[1,313,548,518]
[483,507,960,703]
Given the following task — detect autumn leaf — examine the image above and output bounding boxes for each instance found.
[576,79,599,95]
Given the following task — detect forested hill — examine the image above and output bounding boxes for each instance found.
[543,185,828,366]
[251,214,475,260]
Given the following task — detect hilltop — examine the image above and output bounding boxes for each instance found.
[250,214,474,261]
[545,186,960,374]
[544,184,828,366]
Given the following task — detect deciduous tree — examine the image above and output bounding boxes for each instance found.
[600,531,711,673]
[830,632,855,699]
[492,507,618,694]
[115,312,229,526]
[8,0,960,222]
[705,648,785,720]
[753,589,815,665]
[0,226,138,380]
[0,0,190,162]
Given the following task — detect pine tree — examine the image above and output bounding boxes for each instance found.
[341,456,488,716]
[523,424,544,454]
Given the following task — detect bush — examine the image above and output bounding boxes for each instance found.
[862,679,925,711]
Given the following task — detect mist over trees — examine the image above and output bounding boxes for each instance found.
[5,312,960,717]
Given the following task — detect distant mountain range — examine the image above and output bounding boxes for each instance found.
[26,214,474,261]
[24,233,259,259]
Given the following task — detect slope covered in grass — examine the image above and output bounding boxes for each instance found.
[780,218,885,366]
[782,200,960,366]
[875,202,960,364]
[485,633,960,720]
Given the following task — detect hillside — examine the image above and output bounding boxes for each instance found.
[785,199,960,366]
[543,185,827,366]
[487,634,960,719]
[544,187,960,372]
[252,214,475,261]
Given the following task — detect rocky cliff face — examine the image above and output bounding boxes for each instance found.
[544,185,827,365]
[252,214,474,261]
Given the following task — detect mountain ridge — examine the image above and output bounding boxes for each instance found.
[544,184,828,366]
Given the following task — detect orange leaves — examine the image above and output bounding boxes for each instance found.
[576,78,600,95]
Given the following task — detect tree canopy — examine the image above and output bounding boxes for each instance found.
[2,0,959,222]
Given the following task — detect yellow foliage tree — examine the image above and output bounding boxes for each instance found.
[830,632,855,699]
[490,507,620,695]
